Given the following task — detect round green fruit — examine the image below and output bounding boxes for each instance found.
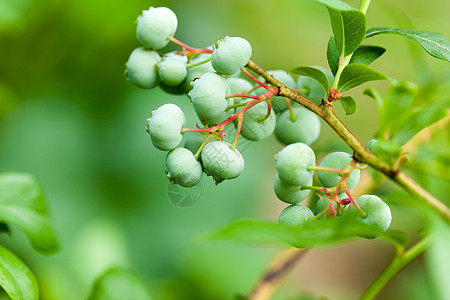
[278,204,314,226]
[237,101,276,141]
[136,6,177,49]
[125,47,161,89]
[274,106,321,145]
[188,72,230,120]
[226,77,254,104]
[276,143,315,186]
[158,54,187,86]
[317,152,360,190]
[182,53,214,93]
[273,173,312,204]
[201,141,244,183]
[146,104,185,151]
[165,147,202,187]
[211,36,252,75]
[347,195,392,239]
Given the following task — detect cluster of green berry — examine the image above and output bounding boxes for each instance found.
[275,144,391,240]
[125,6,392,242]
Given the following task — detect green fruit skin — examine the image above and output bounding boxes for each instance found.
[317,152,360,190]
[182,53,214,93]
[158,55,187,86]
[165,147,202,187]
[184,134,206,155]
[126,47,161,89]
[314,193,349,217]
[273,173,312,204]
[211,36,252,75]
[254,70,296,112]
[297,66,334,105]
[188,72,230,120]
[201,141,244,183]
[226,77,253,104]
[147,104,185,151]
[347,195,392,239]
[136,7,177,50]
[274,106,321,145]
[278,204,314,226]
[238,101,276,141]
[276,143,315,186]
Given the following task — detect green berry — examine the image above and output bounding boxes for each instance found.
[297,66,334,105]
[347,195,392,239]
[125,47,161,89]
[165,147,202,187]
[314,194,349,217]
[276,143,315,186]
[184,134,206,155]
[274,106,321,145]
[211,36,252,75]
[201,141,244,183]
[146,104,185,151]
[188,72,230,120]
[226,77,254,104]
[158,54,187,86]
[236,101,276,141]
[273,173,312,204]
[254,70,296,112]
[182,53,215,93]
[136,7,177,50]
[317,152,360,190]
[278,204,314,226]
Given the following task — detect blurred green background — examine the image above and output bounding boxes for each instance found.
[0,0,449,299]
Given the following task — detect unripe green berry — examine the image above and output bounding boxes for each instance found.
[254,70,296,112]
[158,54,187,86]
[278,204,314,226]
[347,195,392,239]
[317,152,360,190]
[237,101,276,141]
[273,173,312,204]
[201,141,244,183]
[211,36,252,75]
[136,7,177,50]
[274,106,321,145]
[184,134,207,155]
[314,194,349,217]
[125,47,161,89]
[182,53,214,93]
[297,66,334,105]
[146,104,185,151]
[188,72,230,120]
[226,77,254,104]
[276,143,315,186]
[165,147,202,187]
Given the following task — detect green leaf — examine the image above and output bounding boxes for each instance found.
[363,87,383,107]
[88,267,151,300]
[0,244,39,300]
[0,173,58,253]
[208,218,383,248]
[350,45,386,65]
[366,27,450,62]
[392,108,447,146]
[339,96,357,115]
[314,0,366,57]
[366,138,402,165]
[288,66,330,95]
[0,222,10,234]
[337,63,388,92]
[327,36,339,75]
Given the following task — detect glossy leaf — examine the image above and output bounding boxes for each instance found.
[392,107,447,146]
[315,0,366,57]
[366,27,450,62]
[366,138,402,165]
[208,218,382,247]
[327,36,339,75]
[289,66,330,94]
[339,96,357,115]
[88,267,151,300]
[0,173,58,253]
[0,244,39,300]
[363,87,383,107]
[350,45,386,65]
[337,63,388,92]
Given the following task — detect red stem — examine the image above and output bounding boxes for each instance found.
[241,67,271,90]
[227,93,260,100]
[169,36,213,54]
